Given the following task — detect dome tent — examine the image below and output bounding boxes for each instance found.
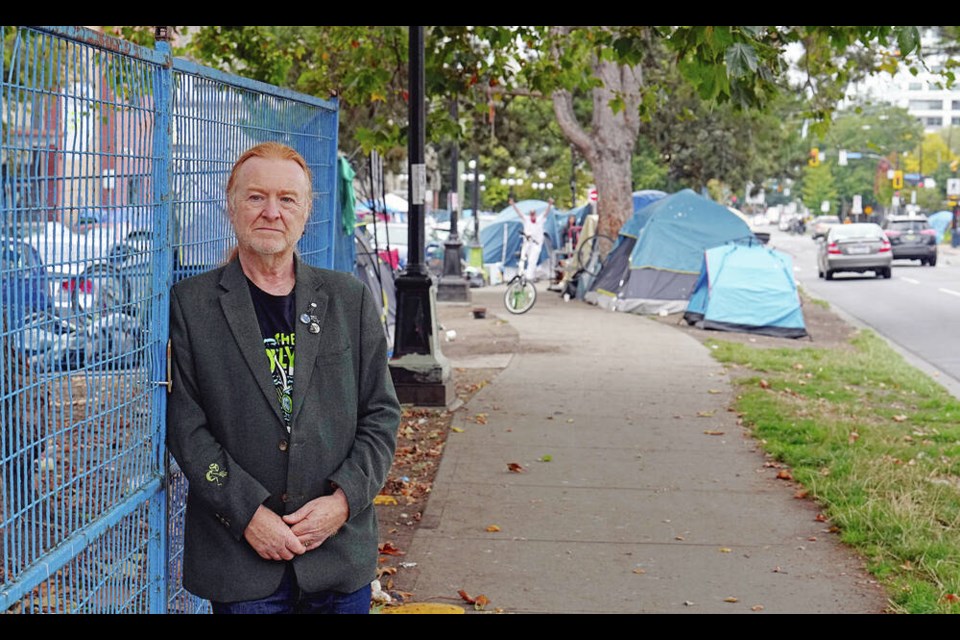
[684,240,808,339]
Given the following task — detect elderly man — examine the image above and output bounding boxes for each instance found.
[166,141,400,614]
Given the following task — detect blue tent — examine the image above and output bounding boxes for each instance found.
[632,189,668,216]
[480,199,570,267]
[683,241,808,339]
[585,189,755,314]
[928,210,953,243]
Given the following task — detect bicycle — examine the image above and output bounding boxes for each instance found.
[575,232,616,277]
[503,234,538,314]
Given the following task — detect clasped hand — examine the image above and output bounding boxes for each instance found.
[242,490,349,561]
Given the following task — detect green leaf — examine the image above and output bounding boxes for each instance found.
[539,454,553,462]
[895,26,921,57]
[725,43,758,79]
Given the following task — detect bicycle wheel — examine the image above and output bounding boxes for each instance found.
[503,277,537,314]
[576,233,616,277]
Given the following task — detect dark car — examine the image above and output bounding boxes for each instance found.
[1,237,50,328]
[881,215,938,266]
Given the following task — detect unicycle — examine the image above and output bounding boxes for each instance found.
[504,237,538,314]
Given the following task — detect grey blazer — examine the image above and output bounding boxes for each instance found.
[166,256,400,602]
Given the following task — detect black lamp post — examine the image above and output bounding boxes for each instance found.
[388,25,454,407]
[436,100,470,302]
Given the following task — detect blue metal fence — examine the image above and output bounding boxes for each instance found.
[0,26,340,613]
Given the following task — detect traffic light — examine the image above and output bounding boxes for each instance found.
[808,148,820,167]
[892,170,903,190]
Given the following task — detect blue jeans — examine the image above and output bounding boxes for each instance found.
[210,564,371,614]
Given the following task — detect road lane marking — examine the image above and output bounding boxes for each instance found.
[901,277,920,284]
[940,288,960,298]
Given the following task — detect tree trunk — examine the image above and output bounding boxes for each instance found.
[551,38,642,247]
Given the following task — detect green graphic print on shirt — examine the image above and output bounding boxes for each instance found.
[264,331,295,432]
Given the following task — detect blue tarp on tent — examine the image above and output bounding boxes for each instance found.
[683,242,808,339]
[585,189,755,314]
[480,199,572,266]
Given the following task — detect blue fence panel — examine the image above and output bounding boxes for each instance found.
[0,26,340,613]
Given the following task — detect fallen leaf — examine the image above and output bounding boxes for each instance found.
[815,513,827,522]
[458,589,475,604]
[943,593,960,603]
[776,469,793,480]
[751,604,765,611]
[794,489,809,499]
[683,600,695,606]
[474,413,488,424]
[507,462,525,473]
[675,535,685,541]
[848,431,859,444]
[380,603,465,614]
[893,414,908,422]
[566,418,574,423]
[451,426,464,433]
[759,379,770,389]
[379,542,405,556]
[474,595,490,610]
[807,536,817,542]
[632,568,646,574]
[703,430,725,436]
[719,547,732,553]
[485,524,501,532]
[696,410,715,417]
[708,389,721,394]
[724,596,739,603]
[374,495,398,506]
[538,454,553,462]
[793,363,804,370]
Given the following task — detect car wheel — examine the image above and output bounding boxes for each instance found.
[825,269,833,281]
[883,267,892,279]
[929,255,937,267]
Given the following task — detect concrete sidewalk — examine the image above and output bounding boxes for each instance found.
[398,284,889,614]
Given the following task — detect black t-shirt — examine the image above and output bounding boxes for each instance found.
[247,278,296,432]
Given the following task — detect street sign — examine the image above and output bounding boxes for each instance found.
[948,178,960,196]
[851,195,862,214]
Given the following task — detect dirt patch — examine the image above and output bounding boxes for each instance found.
[650,291,858,352]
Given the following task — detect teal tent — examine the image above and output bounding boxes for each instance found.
[683,241,808,339]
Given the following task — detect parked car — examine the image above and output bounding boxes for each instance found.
[881,215,938,266]
[817,222,892,280]
[810,215,842,240]
[1,237,51,329]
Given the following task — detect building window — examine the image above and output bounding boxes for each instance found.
[909,99,944,110]
[924,116,943,127]
[952,101,960,111]
[952,117,960,126]
[908,82,924,91]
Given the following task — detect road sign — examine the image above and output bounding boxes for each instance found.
[948,178,960,197]
[588,188,598,202]
[851,195,862,214]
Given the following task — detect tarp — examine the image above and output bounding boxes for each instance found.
[928,210,953,243]
[585,189,755,315]
[683,241,808,339]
